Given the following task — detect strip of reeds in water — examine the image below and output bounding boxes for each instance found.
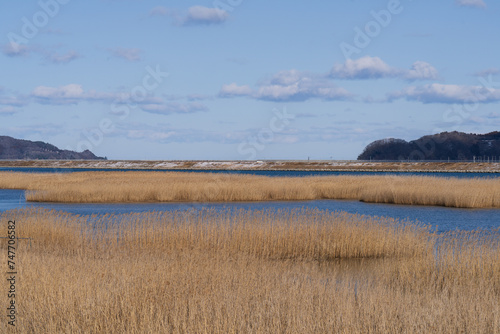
[1,171,499,208]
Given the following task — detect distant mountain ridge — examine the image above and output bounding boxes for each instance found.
[358,131,500,161]
[0,136,105,160]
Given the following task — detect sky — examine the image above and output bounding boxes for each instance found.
[0,0,499,160]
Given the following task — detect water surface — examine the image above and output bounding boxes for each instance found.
[1,189,498,233]
[0,167,498,178]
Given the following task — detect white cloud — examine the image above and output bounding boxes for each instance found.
[32,84,85,103]
[183,6,229,25]
[330,56,438,81]
[107,47,142,62]
[257,70,352,102]
[219,70,352,102]
[31,84,131,105]
[405,61,439,81]
[331,56,398,79]
[455,0,486,8]
[29,84,208,115]
[219,83,253,97]
[388,83,500,104]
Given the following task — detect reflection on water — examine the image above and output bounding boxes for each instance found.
[0,189,499,233]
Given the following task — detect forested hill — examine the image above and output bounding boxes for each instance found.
[358,131,500,161]
[0,136,105,160]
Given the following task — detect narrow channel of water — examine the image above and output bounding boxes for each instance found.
[0,167,499,178]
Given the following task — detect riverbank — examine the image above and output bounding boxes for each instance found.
[1,159,500,172]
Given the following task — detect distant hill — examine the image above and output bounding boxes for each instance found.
[358,131,500,161]
[0,136,105,160]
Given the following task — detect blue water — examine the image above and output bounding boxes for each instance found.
[1,168,498,233]
[1,189,499,233]
[0,167,499,178]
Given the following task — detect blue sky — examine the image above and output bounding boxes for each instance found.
[1,0,499,160]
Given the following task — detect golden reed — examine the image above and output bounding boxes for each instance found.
[0,171,499,208]
[0,208,498,333]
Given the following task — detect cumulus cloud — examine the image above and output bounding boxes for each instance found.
[388,83,500,104]
[330,56,438,81]
[330,56,399,79]
[256,70,351,101]
[405,61,439,80]
[455,0,486,8]
[183,6,229,25]
[107,47,142,62]
[219,70,352,102]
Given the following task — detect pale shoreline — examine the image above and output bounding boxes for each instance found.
[1,159,500,173]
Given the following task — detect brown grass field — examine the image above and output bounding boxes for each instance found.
[0,208,498,333]
[0,171,499,208]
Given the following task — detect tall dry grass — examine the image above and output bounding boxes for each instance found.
[1,171,499,208]
[0,208,499,333]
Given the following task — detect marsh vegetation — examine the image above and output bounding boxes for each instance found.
[1,208,499,333]
[0,171,499,208]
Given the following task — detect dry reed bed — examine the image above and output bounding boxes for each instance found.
[1,171,500,208]
[0,208,498,333]
[6,208,432,260]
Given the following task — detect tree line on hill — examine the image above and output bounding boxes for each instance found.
[358,131,500,161]
[0,136,105,160]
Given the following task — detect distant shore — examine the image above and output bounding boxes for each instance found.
[0,159,499,173]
